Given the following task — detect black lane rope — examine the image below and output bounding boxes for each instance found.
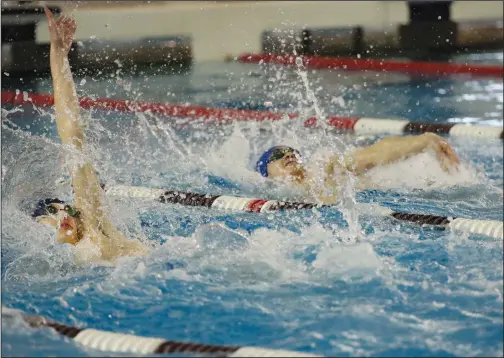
[108,185,451,224]
[104,185,503,239]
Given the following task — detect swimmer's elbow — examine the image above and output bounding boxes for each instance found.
[54,116,85,149]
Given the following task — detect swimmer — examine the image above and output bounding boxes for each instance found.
[31,8,147,264]
[256,133,461,203]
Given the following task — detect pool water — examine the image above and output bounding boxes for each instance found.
[1,51,503,357]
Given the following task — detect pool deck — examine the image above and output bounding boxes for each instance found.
[32,1,504,61]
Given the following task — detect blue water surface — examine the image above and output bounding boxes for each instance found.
[1,52,503,357]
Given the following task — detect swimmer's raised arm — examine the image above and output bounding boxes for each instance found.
[45,7,147,261]
[45,7,103,224]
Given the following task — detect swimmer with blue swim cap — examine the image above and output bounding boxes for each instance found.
[256,146,306,182]
[256,134,461,203]
[31,8,147,264]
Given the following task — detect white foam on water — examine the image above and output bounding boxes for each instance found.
[203,125,261,189]
[1,214,88,282]
[312,242,383,275]
[54,220,383,300]
[124,219,391,292]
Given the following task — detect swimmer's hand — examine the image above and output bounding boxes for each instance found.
[44,7,76,56]
[420,133,460,172]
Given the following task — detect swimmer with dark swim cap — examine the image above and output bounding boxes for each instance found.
[32,198,82,245]
[256,133,461,203]
[31,8,147,264]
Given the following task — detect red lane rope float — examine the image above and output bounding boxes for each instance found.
[2,90,502,139]
[237,53,504,78]
[1,90,289,123]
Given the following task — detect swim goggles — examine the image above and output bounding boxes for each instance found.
[267,146,302,164]
[45,203,80,218]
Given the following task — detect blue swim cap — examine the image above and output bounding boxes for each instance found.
[255,146,301,177]
[32,198,65,218]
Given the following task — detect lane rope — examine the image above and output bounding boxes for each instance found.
[106,185,503,240]
[237,53,504,78]
[2,90,502,139]
[2,307,321,357]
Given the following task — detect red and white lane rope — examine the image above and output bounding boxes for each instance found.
[106,185,503,240]
[2,90,502,139]
[237,53,504,78]
[2,307,320,357]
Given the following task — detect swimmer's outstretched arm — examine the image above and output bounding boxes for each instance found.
[46,8,147,259]
[45,8,104,225]
[326,133,460,177]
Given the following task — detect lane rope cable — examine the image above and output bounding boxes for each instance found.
[2,90,502,139]
[2,307,321,357]
[105,185,503,240]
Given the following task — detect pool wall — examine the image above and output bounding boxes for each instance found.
[35,1,503,61]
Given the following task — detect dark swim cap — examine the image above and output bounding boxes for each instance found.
[32,198,65,218]
[255,146,302,177]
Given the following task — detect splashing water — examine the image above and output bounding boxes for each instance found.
[1,53,503,357]
[290,43,364,236]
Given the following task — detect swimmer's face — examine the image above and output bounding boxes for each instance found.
[267,149,305,180]
[36,203,81,245]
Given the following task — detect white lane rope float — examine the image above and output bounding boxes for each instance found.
[105,185,503,240]
[2,307,320,357]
